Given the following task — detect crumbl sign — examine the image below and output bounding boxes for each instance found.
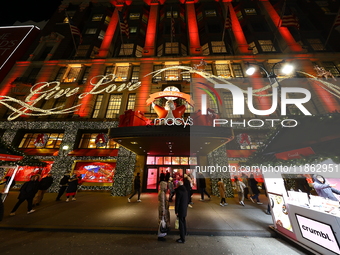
[296,214,340,254]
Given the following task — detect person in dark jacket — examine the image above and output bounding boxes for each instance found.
[56,173,70,201]
[10,175,40,215]
[312,174,340,201]
[249,174,262,204]
[128,173,141,202]
[65,175,80,202]
[183,174,193,207]
[175,181,188,243]
[33,173,53,206]
[197,173,211,201]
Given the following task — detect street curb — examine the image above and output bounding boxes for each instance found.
[0,225,276,237]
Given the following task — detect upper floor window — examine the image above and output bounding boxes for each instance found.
[55,67,67,82]
[105,16,111,25]
[55,66,81,83]
[131,66,140,83]
[202,43,210,56]
[85,28,97,34]
[244,8,257,15]
[64,67,82,83]
[152,65,163,83]
[165,42,179,55]
[19,133,64,149]
[211,41,227,54]
[78,133,119,149]
[231,63,244,78]
[167,11,178,18]
[151,64,190,83]
[307,39,325,51]
[81,66,91,84]
[115,66,129,82]
[205,10,216,17]
[92,95,104,118]
[130,13,140,20]
[321,62,340,77]
[126,94,136,110]
[208,94,219,114]
[119,44,133,56]
[215,64,231,78]
[249,42,258,54]
[106,94,123,118]
[223,92,241,118]
[258,40,276,52]
[92,14,103,21]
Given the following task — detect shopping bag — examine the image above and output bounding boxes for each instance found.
[175,217,179,230]
[158,217,167,237]
[159,217,167,233]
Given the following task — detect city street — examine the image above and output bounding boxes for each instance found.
[0,229,308,255]
[0,192,314,254]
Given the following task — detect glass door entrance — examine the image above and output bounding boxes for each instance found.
[145,166,197,191]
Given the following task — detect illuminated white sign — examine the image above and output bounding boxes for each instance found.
[0,74,141,120]
[296,214,340,254]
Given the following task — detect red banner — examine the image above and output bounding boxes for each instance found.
[0,154,23,161]
[275,147,315,160]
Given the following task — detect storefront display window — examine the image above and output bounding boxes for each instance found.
[164,157,171,165]
[155,157,163,165]
[72,161,116,183]
[172,157,180,165]
[5,161,53,182]
[180,157,188,165]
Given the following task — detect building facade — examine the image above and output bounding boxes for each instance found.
[0,0,340,197]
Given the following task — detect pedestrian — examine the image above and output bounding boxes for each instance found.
[128,172,141,202]
[234,176,246,206]
[312,174,340,202]
[10,175,40,215]
[295,174,311,197]
[217,178,228,206]
[175,181,188,243]
[56,173,70,201]
[159,171,165,182]
[165,170,171,182]
[183,174,193,208]
[0,176,16,202]
[65,174,79,202]
[33,173,53,206]
[241,173,250,199]
[197,173,211,201]
[262,182,271,215]
[158,181,170,241]
[168,177,175,202]
[249,174,262,204]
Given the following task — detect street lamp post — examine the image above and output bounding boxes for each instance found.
[246,60,294,87]
[245,60,294,115]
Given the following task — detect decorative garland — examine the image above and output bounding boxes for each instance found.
[95,133,109,147]
[242,113,340,167]
[236,133,251,146]
[34,133,48,147]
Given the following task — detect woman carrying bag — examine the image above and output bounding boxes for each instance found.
[158,181,170,241]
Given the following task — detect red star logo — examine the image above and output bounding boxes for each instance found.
[145,119,153,126]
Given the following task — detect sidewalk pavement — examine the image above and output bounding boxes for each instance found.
[0,191,274,236]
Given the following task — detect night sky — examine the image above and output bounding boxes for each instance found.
[0,0,62,26]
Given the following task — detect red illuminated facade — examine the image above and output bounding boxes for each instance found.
[0,0,340,198]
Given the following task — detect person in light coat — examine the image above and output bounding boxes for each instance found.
[217,178,228,206]
[158,181,170,241]
[234,176,246,206]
